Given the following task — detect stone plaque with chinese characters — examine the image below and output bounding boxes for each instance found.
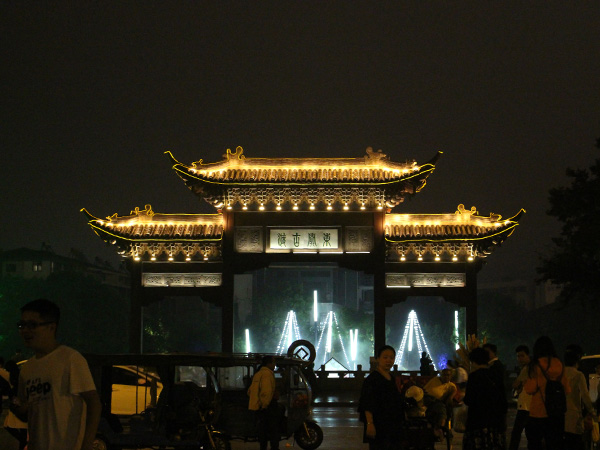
[268,228,339,250]
[385,273,466,288]
[235,226,263,253]
[345,226,373,252]
[142,273,222,287]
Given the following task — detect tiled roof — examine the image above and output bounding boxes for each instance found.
[81,206,223,241]
[166,147,442,185]
[384,205,525,242]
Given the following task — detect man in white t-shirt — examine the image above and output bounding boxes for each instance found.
[12,298,101,450]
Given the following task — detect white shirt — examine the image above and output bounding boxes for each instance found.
[18,345,96,450]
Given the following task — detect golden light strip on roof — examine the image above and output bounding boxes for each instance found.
[384,204,506,227]
[186,146,419,170]
[87,224,223,243]
[94,204,223,228]
[166,148,440,186]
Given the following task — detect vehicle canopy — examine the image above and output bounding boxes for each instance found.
[84,352,223,419]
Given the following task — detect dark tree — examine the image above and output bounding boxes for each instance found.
[0,271,129,358]
[537,138,600,305]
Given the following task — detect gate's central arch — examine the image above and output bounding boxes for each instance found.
[82,146,524,354]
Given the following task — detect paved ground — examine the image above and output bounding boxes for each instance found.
[229,405,527,450]
[0,404,527,449]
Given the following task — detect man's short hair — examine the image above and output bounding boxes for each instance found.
[564,349,581,367]
[566,344,583,360]
[21,298,60,325]
[469,347,490,365]
[482,343,497,355]
[440,368,454,377]
[515,345,529,355]
[261,355,275,366]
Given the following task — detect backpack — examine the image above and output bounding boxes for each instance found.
[539,360,566,418]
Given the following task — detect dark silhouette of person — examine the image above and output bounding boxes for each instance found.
[420,352,433,376]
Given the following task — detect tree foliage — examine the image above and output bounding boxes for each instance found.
[537,138,600,305]
[0,272,129,359]
[143,297,222,353]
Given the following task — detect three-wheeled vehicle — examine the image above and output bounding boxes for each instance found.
[85,353,230,450]
[208,341,323,450]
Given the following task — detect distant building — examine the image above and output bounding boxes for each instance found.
[0,247,130,295]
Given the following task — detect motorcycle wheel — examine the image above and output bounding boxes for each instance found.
[294,421,323,450]
[207,434,231,450]
[92,436,114,450]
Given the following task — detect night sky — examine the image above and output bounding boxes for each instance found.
[2,3,599,284]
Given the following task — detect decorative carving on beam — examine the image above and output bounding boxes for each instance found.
[345,227,374,252]
[386,273,466,288]
[235,227,264,253]
[142,273,223,287]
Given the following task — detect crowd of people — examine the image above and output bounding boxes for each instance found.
[2,297,599,450]
[358,337,599,450]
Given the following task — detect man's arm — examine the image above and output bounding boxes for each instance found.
[79,389,101,450]
[9,398,28,422]
[12,372,28,422]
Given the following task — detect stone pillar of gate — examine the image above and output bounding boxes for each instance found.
[128,261,143,353]
[221,209,235,353]
[373,270,387,352]
[465,269,478,336]
[221,271,234,352]
[373,210,387,352]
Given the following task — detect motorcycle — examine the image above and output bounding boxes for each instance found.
[86,353,230,450]
[209,340,323,450]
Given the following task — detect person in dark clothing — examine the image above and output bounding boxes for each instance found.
[463,347,507,450]
[420,352,434,376]
[248,355,280,450]
[3,359,28,450]
[358,345,405,450]
[484,342,508,431]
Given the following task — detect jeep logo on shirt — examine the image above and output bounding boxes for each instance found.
[26,378,52,399]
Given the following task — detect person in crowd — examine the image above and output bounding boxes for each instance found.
[563,348,596,450]
[592,364,600,411]
[3,359,28,450]
[565,344,583,361]
[524,336,570,450]
[358,345,405,450]
[463,347,507,450]
[447,359,468,403]
[509,344,532,450]
[248,355,280,450]
[420,351,434,376]
[11,298,101,450]
[404,385,427,418]
[484,342,508,431]
[423,367,457,440]
[0,356,11,412]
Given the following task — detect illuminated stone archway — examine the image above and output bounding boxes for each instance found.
[83,148,524,353]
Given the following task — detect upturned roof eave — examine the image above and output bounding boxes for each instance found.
[384,221,521,244]
[167,149,441,187]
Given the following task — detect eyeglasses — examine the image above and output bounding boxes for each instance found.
[17,320,55,330]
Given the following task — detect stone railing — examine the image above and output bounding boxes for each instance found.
[312,365,430,405]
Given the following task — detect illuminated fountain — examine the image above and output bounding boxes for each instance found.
[314,311,352,369]
[395,310,436,371]
[275,310,302,355]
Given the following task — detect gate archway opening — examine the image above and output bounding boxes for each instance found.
[386,297,466,371]
[233,264,374,370]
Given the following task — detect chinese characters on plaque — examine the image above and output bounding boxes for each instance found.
[269,229,339,250]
